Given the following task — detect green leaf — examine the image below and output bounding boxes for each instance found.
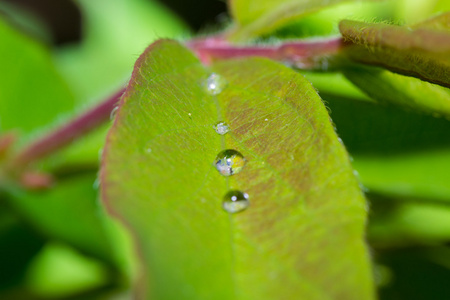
[102,39,374,299]
[339,19,450,88]
[228,0,374,41]
[55,0,189,103]
[0,18,74,134]
[323,93,450,200]
[354,150,450,202]
[0,200,44,291]
[369,200,450,247]
[6,173,115,263]
[343,66,450,117]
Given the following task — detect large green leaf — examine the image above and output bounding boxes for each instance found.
[228,0,372,41]
[101,39,374,299]
[339,18,450,88]
[0,18,74,135]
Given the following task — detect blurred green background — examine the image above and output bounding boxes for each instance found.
[0,0,449,299]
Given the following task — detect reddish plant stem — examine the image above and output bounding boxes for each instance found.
[186,36,347,68]
[12,88,125,168]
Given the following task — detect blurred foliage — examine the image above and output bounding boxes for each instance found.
[0,0,448,299]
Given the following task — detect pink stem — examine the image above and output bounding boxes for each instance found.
[12,88,125,168]
[186,36,347,68]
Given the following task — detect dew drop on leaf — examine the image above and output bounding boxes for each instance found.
[214,149,246,176]
[205,73,226,95]
[222,190,249,213]
[214,122,230,135]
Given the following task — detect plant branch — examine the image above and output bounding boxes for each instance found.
[186,35,348,69]
[11,88,125,168]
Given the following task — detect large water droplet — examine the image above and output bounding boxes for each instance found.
[214,149,246,176]
[222,190,249,213]
[214,122,230,135]
[205,73,226,95]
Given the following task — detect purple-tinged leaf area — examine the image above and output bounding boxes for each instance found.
[101,39,374,299]
[228,0,367,41]
[339,19,450,88]
[343,66,450,117]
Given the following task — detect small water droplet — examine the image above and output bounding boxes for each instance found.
[264,118,269,121]
[110,106,119,120]
[214,149,246,176]
[222,190,249,213]
[205,73,226,95]
[146,147,152,153]
[214,122,230,135]
[188,113,192,118]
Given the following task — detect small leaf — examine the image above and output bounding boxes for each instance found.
[228,0,369,41]
[102,40,374,299]
[343,65,450,117]
[339,19,450,87]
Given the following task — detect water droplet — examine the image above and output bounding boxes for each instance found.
[205,73,226,95]
[214,122,230,135]
[214,149,246,176]
[110,106,119,120]
[222,190,249,213]
[264,118,269,121]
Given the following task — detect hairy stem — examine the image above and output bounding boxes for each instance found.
[186,35,347,69]
[11,89,124,168]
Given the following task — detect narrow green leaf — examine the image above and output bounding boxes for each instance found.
[0,18,74,134]
[102,40,374,299]
[339,19,450,87]
[228,0,369,41]
[343,66,450,117]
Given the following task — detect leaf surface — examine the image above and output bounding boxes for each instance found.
[228,0,367,40]
[339,18,450,87]
[101,39,374,299]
